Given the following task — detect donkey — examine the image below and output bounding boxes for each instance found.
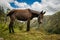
[7,9,46,33]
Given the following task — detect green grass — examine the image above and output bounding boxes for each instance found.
[0,21,60,40]
[0,28,60,40]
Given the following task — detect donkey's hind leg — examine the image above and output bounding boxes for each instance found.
[9,16,15,33]
[9,20,14,33]
[11,25,14,33]
[9,23,12,33]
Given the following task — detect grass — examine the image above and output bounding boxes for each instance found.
[0,28,60,40]
[0,21,60,40]
[0,20,60,40]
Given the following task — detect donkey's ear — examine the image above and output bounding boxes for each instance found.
[43,11,46,14]
[41,10,43,13]
[40,10,43,14]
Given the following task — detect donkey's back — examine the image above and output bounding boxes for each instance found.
[7,9,33,21]
[7,9,31,16]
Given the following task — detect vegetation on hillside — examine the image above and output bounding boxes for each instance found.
[43,11,60,34]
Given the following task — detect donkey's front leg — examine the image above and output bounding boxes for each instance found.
[27,19,30,31]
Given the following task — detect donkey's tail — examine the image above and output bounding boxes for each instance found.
[7,10,15,16]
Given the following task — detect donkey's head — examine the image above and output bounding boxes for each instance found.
[38,10,46,24]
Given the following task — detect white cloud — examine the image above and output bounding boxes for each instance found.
[0,0,15,13]
[14,1,30,9]
[42,0,60,15]
[0,0,60,15]
[31,2,43,11]
[6,0,15,3]
[0,0,14,10]
[14,1,43,11]
[14,0,60,15]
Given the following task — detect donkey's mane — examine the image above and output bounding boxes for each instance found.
[27,9,40,15]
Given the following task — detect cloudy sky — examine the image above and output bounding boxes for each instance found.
[0,0,60,15]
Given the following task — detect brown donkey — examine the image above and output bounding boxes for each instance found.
[7,9,46,33]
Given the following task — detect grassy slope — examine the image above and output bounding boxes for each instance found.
[0,29,60,40]
[0,11,60,40]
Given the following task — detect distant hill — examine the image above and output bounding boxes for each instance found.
[43,11,60,34]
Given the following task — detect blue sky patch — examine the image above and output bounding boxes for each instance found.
[16,0,41,5]
[10,2,19,8]
[10,0,41,8]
